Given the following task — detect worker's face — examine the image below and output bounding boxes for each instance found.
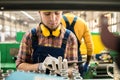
[39,11,63,30]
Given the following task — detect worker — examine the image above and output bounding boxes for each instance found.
[99,14,120,69]
[61,12,94,76]
[16,10,78,77]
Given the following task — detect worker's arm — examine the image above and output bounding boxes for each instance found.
[81,21,93,74]
[99,14,118,51]
[99,14,120,69]
[17,63,39,71]
[16,32,35,71]
[86,55,92,64]
[83,23,93,64]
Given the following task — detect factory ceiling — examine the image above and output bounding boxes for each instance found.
[0,10,117,29]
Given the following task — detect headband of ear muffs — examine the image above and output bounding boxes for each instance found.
[40,24,61,37]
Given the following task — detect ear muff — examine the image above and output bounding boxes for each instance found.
[41,24,50,37]
[52,26,61,37]
[41,24,61,37]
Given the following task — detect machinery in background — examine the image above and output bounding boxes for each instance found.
[83,50,119,79]
[81,32,119,79]
[16,31,25,43]
[0,42,20,72]
[0,31,25,73]
[83,49,119,79]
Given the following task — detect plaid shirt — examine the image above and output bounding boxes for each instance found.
[16,25,78,67]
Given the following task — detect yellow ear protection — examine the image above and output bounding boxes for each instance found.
[40,24,61,37]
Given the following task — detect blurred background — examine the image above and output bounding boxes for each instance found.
[0,11,120,42]
[1,11,120,54]
[0,10,120,79]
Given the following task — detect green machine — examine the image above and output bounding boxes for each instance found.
[16,31,25,42]
[0,31,25,72]
[0,42,20,72]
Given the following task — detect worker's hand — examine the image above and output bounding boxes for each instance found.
[43,55,59,66]
[38,55,59,71]
[38,63,46,71]
[67,67,74,79]
[83,62,89,73]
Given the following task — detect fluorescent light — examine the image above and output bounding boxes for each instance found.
[3,13,16,20]
[11,16,16,20]
[21,11,35,21]
[0,12,2,15]
[4,13,10,18]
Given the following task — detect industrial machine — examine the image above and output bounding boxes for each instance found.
[0,31,25,73]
